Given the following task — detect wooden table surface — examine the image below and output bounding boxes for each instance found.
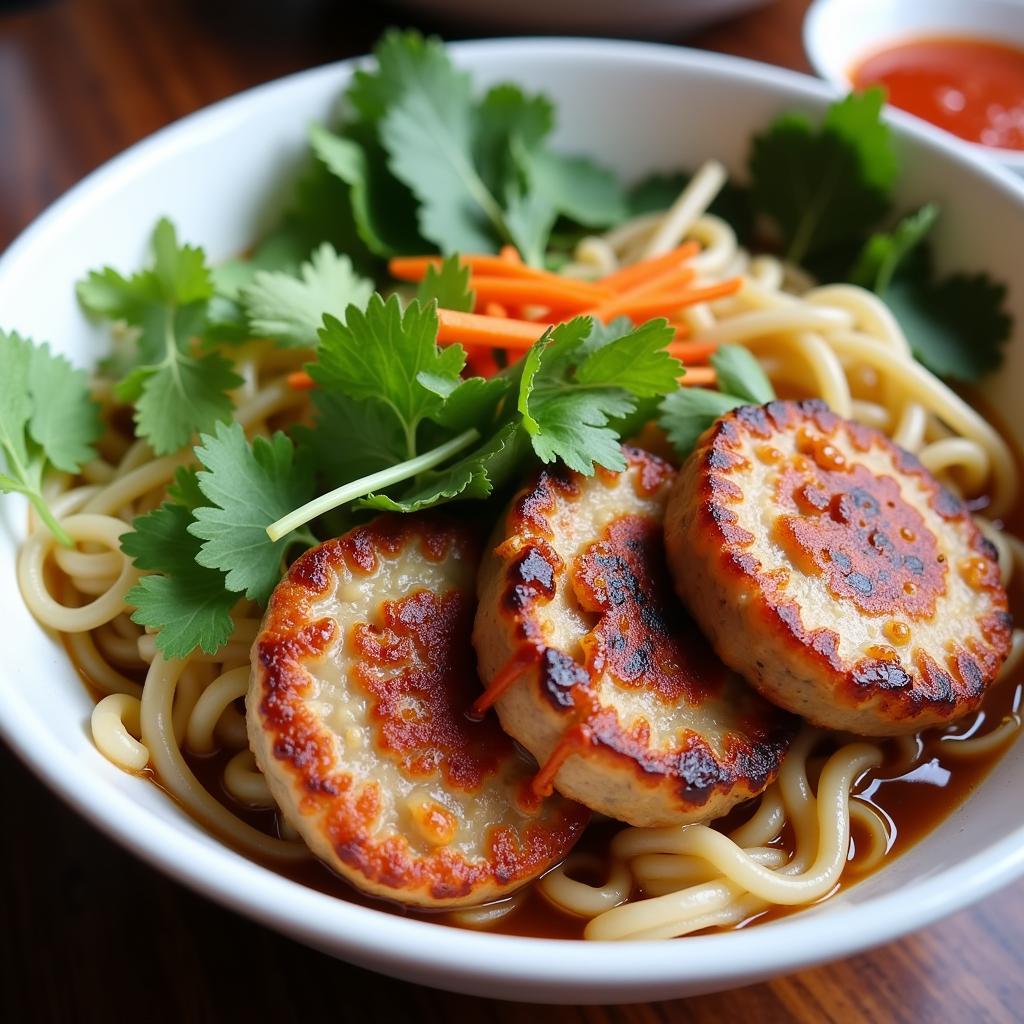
[1,1,1021,1020]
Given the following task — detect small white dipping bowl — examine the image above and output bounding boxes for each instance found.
[805,0,1024,174]
[1,38,1023,1004]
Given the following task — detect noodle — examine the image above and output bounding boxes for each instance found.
[91,693,148,773]
[14,161,1023,944]
[139,654,307,862]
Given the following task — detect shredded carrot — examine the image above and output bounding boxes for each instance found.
[599,242,699,292]
[499,245,522,264]
[680,367,717,387]
[437,308,552,349]
[585,266,697,321]
[471,275,609,314]
[287,370,315,391]
[667,339,719,363]
[484,302,509,318]
[388,254,611,299]
[596,278,743,323]
[465,345,503,378]
[470,646,539,719]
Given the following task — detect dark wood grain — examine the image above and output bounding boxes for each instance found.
[1,1,1021,1021]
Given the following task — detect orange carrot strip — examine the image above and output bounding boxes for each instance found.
[437,309,552,350]
[599,241,700,292]
[499,245,522,264]
[465,345,503,378]
[598,278,743,322]
[585,267,697,321]
[287,370,315,391]
[680,367,717,387]
[667,340,719,362]
[389,255,611,299]
[484,302,509,318]
[470,276,608,313]
[470,646,539,719]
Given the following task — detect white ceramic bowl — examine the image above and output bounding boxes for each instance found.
[1,39,1023,1005]
[804,0,1024,174]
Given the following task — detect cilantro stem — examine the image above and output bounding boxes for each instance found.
[2,444,74,547]
[265,427,481,542]
[26,492,74,548]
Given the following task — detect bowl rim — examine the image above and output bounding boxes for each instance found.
[803,0,1024,169]
[2,34,1023,996]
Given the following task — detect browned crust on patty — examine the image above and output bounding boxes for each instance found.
[250,514,588,907]
[473,447,796,827]
[665,400,1012,735]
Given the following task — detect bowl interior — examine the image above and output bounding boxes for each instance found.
[0,39,1022,1003]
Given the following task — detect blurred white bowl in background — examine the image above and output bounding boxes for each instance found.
[394,0,770,37]
[804,0,1024,174]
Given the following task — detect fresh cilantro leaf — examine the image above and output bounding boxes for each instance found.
[76,268,161,325]
[656,346,776,457]
[241,243,373,348]
[122,496,236,659]
[709,345,775,405]
[415,254,475,312]
[504,190,558,269]
[527,149,627,228]
[298,390,408,486]
[431,374,512,434]
[0,333,33,474]
[473,85,554,190]
[312,294,465,457]
[263,155,375,276]
[574,318,680,397]
[190,423,315,605]
[359,421,527,513]
[520,318,640,475]
[382,84,506,255]
[849,203,939,294]
[348,29,459,125]
[77,219,242,454]
[27,341,104,472]
[348,29,627,266]
[309,123,424,257]
[0,332,102,545]
[749,88,897,265]
[125,571,236,660]
[886,273,1012,382]
[166,465,206,509]
[132,348,241,456]
[658,388,747,457]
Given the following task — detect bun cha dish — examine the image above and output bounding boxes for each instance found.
[4,32,1021,944]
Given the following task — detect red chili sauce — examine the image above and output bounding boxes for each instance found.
[852,35,1024,149]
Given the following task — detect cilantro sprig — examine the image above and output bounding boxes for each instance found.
[748,94,1011,383]
[241,242,373,348]
[265,298,682,539]
[749,88,897,268]
[121,468,238,659]
[659,345,775,456]
[77,218,243,454]
[306,30,626,267]
[0,332,103,546]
